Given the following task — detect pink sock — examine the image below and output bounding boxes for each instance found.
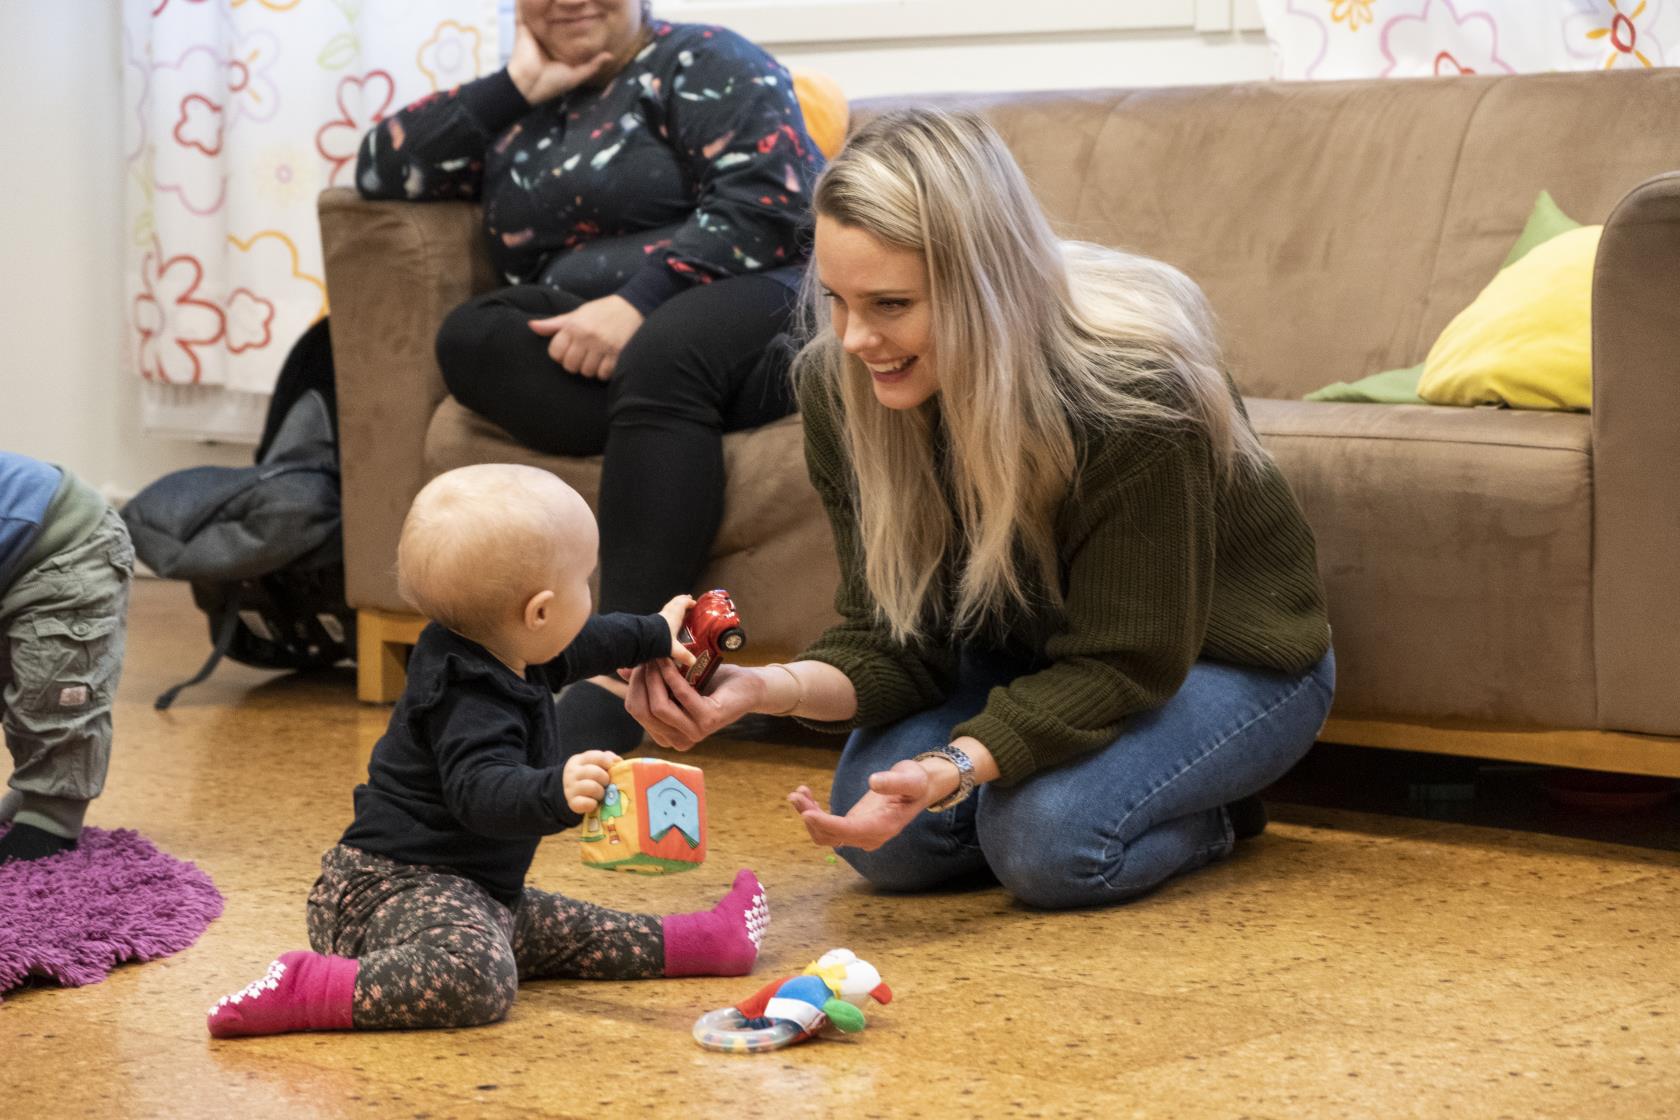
[206,950,358,1039]
[663,869,769,977]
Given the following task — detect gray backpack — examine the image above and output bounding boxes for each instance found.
[121,389,355,708]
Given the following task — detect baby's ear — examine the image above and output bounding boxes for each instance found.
[524,589,556,630]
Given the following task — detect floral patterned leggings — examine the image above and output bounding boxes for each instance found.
[306,844,664,1029]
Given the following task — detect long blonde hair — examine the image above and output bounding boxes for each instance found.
[797,108,1266,646]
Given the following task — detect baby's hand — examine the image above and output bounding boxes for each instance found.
[658,594,699,669]
[563,750,622,815]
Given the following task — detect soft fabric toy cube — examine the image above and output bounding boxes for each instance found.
[580,758,707,873]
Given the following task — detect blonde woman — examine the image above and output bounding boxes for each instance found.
[625,109,1334,908]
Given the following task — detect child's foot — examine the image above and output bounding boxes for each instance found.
[0,822,77,864]
[206,951,358,1038]
[663,869,769,977]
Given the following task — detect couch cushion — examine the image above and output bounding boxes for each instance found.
[1248,398,1594,727]
[424,398,840,655]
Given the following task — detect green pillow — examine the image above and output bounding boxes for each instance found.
[1305,362,1425,404]
[1502,190,1582,268]
[1305,191,1582,404]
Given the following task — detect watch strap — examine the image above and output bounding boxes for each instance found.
[915,744,976,812]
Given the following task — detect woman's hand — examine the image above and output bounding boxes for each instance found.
[561,749,622,815]
[786,759,950,851]
[507,14,614,104]
[623,660,768,751]
[528,295,645,379]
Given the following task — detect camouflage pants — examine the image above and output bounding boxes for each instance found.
[0,507,132,818]
[306,844,665,1029]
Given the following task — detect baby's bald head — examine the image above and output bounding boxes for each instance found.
[397,464,596,641]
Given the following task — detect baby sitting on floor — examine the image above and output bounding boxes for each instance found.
[209,464,767,1038]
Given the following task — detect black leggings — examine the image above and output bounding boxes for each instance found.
[436,275,800,614]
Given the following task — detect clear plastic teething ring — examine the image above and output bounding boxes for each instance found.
[692,1007,804,1052]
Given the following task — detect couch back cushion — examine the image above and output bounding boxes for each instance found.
[856,69,1680,399]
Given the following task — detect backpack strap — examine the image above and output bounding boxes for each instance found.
[154,591,243,711]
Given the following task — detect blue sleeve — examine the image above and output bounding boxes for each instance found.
[0,453,61,589]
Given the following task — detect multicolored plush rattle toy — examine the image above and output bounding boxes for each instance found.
[692,948,893,1053]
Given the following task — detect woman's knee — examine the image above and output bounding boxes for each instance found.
[983,841,1139,911]
[607,280,792,422]
[434,288,577,401]
[434,296,503,404]
[980,790,1222,910]
[606,317,717,422]
[977,798,1090,909]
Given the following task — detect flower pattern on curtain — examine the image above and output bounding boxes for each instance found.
[123,0,499,440]
[1259,0,1680,80]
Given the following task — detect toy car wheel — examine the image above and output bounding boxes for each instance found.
[692,1007,803,1053]
[719,627,745,652]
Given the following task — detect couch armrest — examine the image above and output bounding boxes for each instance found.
[318,187,493,613]
[1592,170,1680,735]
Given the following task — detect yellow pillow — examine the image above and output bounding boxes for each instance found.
[791,69,849,161]
[1418,224,1601,411]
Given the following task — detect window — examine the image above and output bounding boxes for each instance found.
[654,1,1252,45]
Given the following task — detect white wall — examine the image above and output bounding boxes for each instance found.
[771,31,1271,102]
[3,0,1268,503]
[668,0,1273,96]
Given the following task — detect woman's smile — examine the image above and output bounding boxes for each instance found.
[866,356,918,382]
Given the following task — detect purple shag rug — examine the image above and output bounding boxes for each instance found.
[0,823,223,1000]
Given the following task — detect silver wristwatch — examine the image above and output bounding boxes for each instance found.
[914,744,976,812]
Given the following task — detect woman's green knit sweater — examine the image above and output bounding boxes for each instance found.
[794,377,1332,786]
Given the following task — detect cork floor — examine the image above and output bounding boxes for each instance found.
[6,580,1680,1119]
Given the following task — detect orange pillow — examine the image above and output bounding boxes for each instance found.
[792,69,848,161]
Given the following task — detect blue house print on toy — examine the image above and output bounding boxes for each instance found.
[647,775,701,847]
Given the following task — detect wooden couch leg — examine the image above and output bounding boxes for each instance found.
[357,608,427,703]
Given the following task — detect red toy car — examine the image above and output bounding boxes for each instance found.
[680,589,746,691]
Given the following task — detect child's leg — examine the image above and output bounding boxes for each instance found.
[209,846,519,1037]
[514,869,769,981]
[0,508,132,864]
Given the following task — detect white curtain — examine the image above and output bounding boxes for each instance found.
[123,0,500,441]
[1259,0,1680,80]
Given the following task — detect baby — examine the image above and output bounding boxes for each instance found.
[208,464,767,1038]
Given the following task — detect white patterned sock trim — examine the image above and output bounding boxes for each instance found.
[743,887,769,950]
[208,957,286,1017]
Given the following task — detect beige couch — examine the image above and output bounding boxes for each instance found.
[321,69,1680,776]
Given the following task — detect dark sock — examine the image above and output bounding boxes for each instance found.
[1225,795,1268,841]
[554,680,645,756]
[0,822,79,864]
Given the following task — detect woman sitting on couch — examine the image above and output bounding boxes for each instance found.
[622,109,1336,909]
[356,0,823,750]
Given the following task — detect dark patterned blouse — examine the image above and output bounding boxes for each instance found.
[354,21,823,313]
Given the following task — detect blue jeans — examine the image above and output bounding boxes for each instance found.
[829,648,1336,910]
